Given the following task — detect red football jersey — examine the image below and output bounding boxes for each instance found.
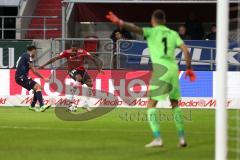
[58,48,91,71]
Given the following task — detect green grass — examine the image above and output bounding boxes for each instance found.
[0,107,216,160]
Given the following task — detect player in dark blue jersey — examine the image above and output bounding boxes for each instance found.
[15,45,50,112]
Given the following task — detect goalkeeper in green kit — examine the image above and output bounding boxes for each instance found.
[106,9,196,148]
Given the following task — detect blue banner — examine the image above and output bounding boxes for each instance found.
[180,71,213,97]
[118,40,240,71]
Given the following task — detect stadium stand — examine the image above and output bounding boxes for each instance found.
[25,0,62,39]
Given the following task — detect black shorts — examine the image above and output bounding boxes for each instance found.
[15,75,37,91]
[68,69,91,84]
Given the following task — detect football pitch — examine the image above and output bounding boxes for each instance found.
[0,107,216,160]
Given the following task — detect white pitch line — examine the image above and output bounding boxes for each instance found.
[0,125,214,135]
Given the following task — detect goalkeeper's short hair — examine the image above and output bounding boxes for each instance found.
[152,9,166,24]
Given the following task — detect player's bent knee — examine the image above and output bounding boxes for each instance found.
[75,74,82,82]
[33,84,42,91]
[86,83,93,88]
[86,79,93,87]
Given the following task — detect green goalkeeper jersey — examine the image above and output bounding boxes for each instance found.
[143,25,184,67]
[143,25,184,100]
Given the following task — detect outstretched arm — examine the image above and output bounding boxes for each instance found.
[106,11,143,35]
[39,56,61,69]
[120,21,143,35]
[29,63,49,82]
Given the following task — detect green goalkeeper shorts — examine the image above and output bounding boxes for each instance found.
[148,63,181,101]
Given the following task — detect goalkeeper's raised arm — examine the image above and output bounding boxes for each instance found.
[106,11,143,35]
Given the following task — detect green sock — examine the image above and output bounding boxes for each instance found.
[147,108,160,138]
[172,107,185,138]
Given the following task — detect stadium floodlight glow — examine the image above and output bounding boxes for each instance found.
[63,0,240,3]
[215,0,229,160]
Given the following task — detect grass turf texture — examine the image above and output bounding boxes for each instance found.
[0,107,217,160]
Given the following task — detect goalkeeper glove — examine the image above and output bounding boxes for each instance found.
[185,69,196,82]
[106,11,123,26]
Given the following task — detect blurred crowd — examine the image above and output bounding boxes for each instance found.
[179,12,216,40]
[110,12,216,42]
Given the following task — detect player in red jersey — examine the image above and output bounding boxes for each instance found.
[39,44,103,111]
